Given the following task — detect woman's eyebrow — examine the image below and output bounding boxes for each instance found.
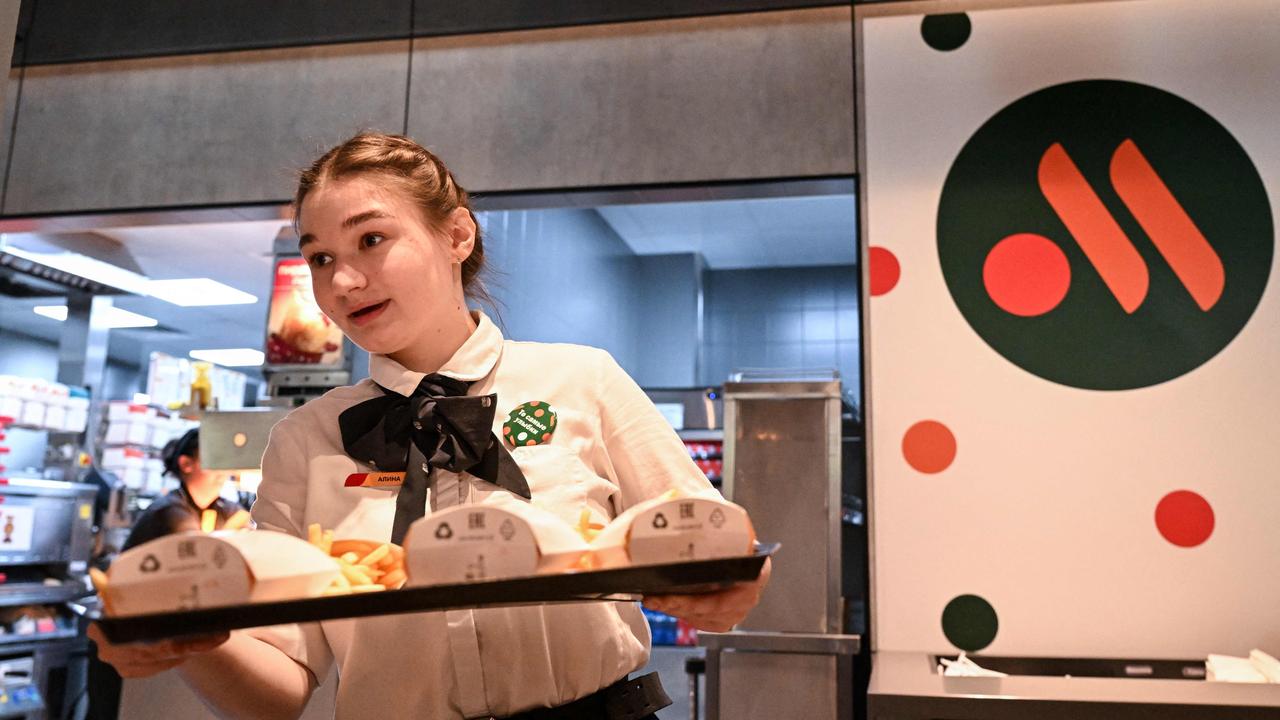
[342,209,393,229]
[298,209,394,248]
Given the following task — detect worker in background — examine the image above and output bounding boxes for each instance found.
[122,428,250,550]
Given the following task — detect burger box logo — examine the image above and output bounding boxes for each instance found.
[107,531,340,615]
[404,504,587,585]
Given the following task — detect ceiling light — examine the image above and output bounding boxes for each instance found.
[145,278,258,307]
[33,304,158,329]
[189,348,265,367]
[3,241,150,294]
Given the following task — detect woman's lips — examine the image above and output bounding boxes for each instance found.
[348,300,389,327]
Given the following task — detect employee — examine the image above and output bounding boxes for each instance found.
[91,132,770,720]
[122,428,248,551]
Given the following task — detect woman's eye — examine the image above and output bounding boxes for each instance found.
[361,232,386,248]
[307,253,333,269]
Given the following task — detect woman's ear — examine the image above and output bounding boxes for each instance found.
[446,206,476,263]
[177,454,198,478]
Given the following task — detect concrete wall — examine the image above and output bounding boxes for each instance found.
[407,8,855,192]
[4,40,410,213]
[0,7,854,215]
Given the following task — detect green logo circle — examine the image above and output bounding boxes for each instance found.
[937,80,1272,390]
[502,401,557,447]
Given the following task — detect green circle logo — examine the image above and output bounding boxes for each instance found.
[938,80,1272,390]
[502,401,557,447]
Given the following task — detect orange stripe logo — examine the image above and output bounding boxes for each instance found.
[1038,141,1224,313]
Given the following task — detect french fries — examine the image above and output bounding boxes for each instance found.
[575,508,605,543]
[306,524,406,595]
[89,567,116,615]
[223,510,253,531]
[201,509,218,533]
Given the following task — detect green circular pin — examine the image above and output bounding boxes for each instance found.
[503,400,557,448]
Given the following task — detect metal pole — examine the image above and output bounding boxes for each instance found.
[54,291,113,466]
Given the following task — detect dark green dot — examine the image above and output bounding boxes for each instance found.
[921,13,972,52]
[941,594,998,652]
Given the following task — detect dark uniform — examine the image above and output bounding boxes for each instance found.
[122,483,242,551]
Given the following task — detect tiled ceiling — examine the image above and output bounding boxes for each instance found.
[597,195,858,269]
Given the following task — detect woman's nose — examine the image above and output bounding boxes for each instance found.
[332,260,366,294]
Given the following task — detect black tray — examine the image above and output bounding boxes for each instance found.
[85,543,777,644]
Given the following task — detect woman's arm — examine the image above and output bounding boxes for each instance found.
[88,625,314,720]
[179,632,316,720]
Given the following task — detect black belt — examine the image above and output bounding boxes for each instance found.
[499,672,671,720]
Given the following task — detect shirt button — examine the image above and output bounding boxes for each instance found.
[412,421,423,430]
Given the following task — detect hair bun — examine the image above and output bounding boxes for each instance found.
[162,428,199,478]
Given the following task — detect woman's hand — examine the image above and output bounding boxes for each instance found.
[642,557,771,633]
[88,623,229,678]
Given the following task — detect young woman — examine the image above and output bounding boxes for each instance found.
[91,133,769,720]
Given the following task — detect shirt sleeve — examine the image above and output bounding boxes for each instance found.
[594,349,717,511]
[244,412,334,685]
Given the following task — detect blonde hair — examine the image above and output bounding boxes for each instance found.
[295,132,490,303]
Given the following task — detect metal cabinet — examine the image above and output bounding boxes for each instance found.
[702,380,862,720]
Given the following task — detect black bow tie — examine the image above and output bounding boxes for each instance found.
[338,373,531,544]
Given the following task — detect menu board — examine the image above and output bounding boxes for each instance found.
[264,257,344,368]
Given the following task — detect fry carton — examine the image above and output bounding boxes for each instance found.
[404,503,588,586]
[589,491,755,569]
[106,530,340,616]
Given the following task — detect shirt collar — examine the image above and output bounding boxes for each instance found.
[368,311,503,396]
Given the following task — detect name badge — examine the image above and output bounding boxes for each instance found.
[345,472,406,488]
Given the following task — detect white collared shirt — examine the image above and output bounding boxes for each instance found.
[248,312,714,719]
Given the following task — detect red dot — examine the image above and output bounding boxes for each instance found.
[1155,490,1214,547]
[902,420,956,474]
[983,233,1071,316]
[869,246,901,296]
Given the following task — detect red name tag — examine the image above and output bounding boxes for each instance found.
[344,472,406,488]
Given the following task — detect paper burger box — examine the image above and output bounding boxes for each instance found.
[590,493,755,568]
[404,503,589,586]
[107,530,340,616]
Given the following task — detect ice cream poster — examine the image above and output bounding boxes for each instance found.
[265,257,344,367]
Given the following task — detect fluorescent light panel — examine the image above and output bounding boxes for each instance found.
[189,348,264,367]
[33,304,158,329]
[145,278,257,307]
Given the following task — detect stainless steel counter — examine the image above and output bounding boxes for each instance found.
[869,651,1280,720]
